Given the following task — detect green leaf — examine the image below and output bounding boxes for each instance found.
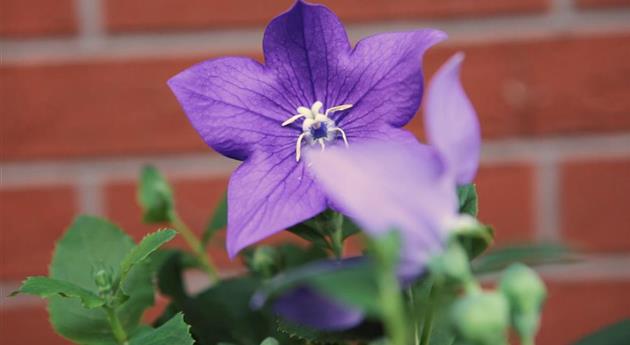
[138,165,175,223]
[276,318,383,344]
[472,243,575,274]
[457,184,478,217]
[202,192,227,245]
[120,229,176,283]
[12,276,105,309]
[342,218,361,240]
[574,319,630,345]
[49,215,154,345]
[452,224,494,259]
[129,313,194,345]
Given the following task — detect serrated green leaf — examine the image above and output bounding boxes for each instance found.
[129,313,194,345]
[574,319,630,345]
[120,229,176,283]
[49,215,154,344]
[472,243,575,274]
[138,165,175,223]
[12,276,105,309]
[457,184,478,217]
[202,192,227,245]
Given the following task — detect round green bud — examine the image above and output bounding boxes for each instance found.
[94,269,112,293]
[248,246,278,277]
[451,292,510,345]
[429,242,472,285]
[499,263,547,341]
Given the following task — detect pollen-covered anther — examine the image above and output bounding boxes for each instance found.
[282,101,352,161]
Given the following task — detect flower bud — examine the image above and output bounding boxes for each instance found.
[94,269,112,293]
[247,246,278,278]
[499,263,547,343]
[429,242,472,285]
[451,292,510,345]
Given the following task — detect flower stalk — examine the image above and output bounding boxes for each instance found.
[104,306,128,345]
[171,213,219,282]
[330,212,345,259]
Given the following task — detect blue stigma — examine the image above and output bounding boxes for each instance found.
[310,123,328,139]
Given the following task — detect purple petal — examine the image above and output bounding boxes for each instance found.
[273,286,364,331]
[263,1,351,107]
[334,29,447,131]
[424,53,481,185]
[226,150,327,258]
[307,141,458,278]
[168,57,299,161]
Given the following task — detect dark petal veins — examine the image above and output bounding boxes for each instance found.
[263,1,351,108]
[226,148,327,257]
[168,57,300,161]
[333,30,447,130]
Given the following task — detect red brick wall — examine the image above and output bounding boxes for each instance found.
[1,0,629,343]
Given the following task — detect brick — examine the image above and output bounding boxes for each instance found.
[560,157,630,252]
[105,0,548,33]
[475,163,536,245]
[0,0,77,37]
[0,306,70,344]
[0,57,208,160]
[3,34,629,160]
[576,0,630,9]
[538,279,630,344]
[0,185,77,279]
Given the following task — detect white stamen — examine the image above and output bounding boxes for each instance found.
[295,132,307,162]
[282,101,353,161]
[318,139,326,151]
[332,127,349,147]
[282,113,306,127]
[325,104,353,117]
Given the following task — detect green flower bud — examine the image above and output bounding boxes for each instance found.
[247,246,278,278]
[429,242,472,286]
[499,263,547,344]
[451,292,510,345]
[94,269,112,293]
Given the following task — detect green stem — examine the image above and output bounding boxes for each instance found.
[379,269,408,345]
[105,307,128,345]
[171,214,219,282]
[330,215,344,259]
[407,288,421,345]
[419,285,435,345]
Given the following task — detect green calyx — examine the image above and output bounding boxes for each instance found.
[499,263,547,343]
[451,291,510,345]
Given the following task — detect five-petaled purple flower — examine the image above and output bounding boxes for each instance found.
[168,0,446,257]
[266,53,481,330]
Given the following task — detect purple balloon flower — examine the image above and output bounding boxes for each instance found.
[270,54,480,330]
[168,0,446,258]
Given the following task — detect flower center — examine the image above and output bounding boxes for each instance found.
[281,101,353,161]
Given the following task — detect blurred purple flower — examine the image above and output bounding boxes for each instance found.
[168,0,445,257]
[270,54,480,330]
[424,53,481,185]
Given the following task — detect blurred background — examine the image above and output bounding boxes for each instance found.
[1,0,629,344]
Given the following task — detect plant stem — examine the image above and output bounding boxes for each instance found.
[330,213,345,259]
[171,214,219,282]
[407,288,421,345]
[419,284,435,345]
[105,306,128,345]
[379,270,408,345]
